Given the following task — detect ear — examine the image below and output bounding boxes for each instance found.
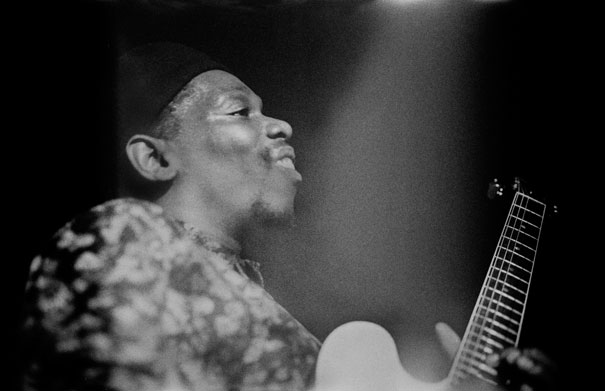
[125,135,179,182]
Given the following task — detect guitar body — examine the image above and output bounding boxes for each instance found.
[312,321,503,391]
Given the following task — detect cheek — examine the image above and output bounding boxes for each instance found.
[205,123,260,157]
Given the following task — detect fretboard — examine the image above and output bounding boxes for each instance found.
[448,191,546,387]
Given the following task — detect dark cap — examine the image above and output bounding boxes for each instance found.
[116,41,228,141]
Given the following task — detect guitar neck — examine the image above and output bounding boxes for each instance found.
[448,191,547,387]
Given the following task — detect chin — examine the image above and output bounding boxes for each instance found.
[250,198,296,227]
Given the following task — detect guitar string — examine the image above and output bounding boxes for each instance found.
[511,194,545,347]
[495,191,543,347]
[482,191,529,357]
[470,190,526,381]
[451,190,546,384]
[451,191,521,381]
[474,190,544,378]
[469,193,518,378]
[503,194,533,344]
[487,192,528,339]
[464,191,529,380]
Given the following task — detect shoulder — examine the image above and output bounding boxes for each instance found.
[59,197,173,243]
[41,198,180,256]
[20,199,193,390]
[26,198,191,290]
[22,197,196,335]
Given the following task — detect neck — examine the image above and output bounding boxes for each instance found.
[155,185,247,251]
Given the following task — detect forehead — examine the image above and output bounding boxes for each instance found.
[188,70,260,107]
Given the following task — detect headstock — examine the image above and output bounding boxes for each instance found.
[487,176,559,217]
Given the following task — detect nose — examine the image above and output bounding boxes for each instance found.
[264,116,293,141]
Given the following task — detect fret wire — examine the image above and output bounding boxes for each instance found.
[486,277,528,298]
[460,349,487,361]
[487,276,528,297]
[504,226,538,241]
[510,207,544,225]
[499,243,537,264]
[456,356,484,371]
[517,192,546,207]
[493,257,533,274]
[466,329,514,348]
[471,192,532,360]
[462,339,495,355]
[480,288,525,311]
[483,327,515,344]
[512,196,544,347]
[453,361,480,377]
[471,314,519,336]
[515,197,547,216]
[503,233,538,250]
[451,359,498,385]
[476,303,521,325]
[448,190,546,384]
[484,286,524,306]
[484,193,528,350]
[502,235,536,252]
[480,192,524,339]
[497,247,535,264]
[479,335,504,349]
[510,204,542,217]
[489,265,529,284]
[478,297,522,316]
[508,214,540,229]
[456,357,499,378]
[494,256,531,273]
[463,191,527,381]
[467,324,516,344]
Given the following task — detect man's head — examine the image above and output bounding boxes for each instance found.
[117,42,301,233]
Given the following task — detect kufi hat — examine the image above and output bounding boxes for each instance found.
[116,41,228,140]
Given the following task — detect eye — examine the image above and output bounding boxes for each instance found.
[229,108,250,117]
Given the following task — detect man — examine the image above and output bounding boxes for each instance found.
[20,42,555,391]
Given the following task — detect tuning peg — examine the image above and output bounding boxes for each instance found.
[549,204,559,216]
[487,178,505,199]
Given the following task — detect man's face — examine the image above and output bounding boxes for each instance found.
[172,70,301,224]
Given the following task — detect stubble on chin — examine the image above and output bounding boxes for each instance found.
[250,198,295,228]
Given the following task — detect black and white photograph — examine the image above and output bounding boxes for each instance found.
[9,0,592,390]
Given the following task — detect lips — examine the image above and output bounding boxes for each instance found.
[275,157,295,169]
[271,146,301,180]
[273,146,296,169]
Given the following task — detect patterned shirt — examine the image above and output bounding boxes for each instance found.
[21,198,321,391]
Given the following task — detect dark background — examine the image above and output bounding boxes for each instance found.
[9,0,592,389]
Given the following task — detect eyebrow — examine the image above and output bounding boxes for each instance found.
[213,87,263,110]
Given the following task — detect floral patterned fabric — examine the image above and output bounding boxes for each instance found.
[21,198,321,391]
